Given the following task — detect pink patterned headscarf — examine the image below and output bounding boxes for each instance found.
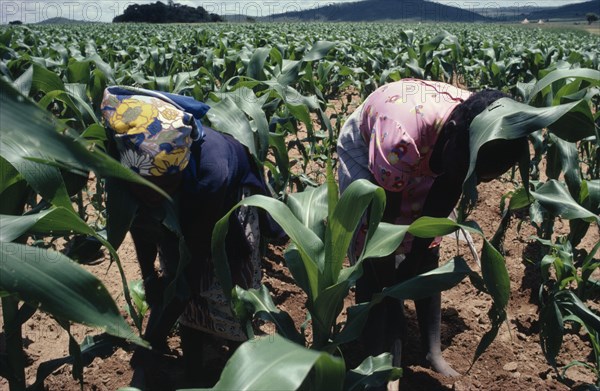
[357,79,472,253]
[360,79,472,192]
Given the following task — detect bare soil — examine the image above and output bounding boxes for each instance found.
[1,94,599,390]
[1,171,598,391]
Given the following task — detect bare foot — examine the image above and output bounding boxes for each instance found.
[426,353,460,377]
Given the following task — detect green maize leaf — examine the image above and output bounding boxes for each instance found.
[507,187,533,210]
[326,160,339,226]
[0,207,95,243]
[420,31,460,67]
[146,75,172,92]
[286,102,313,134]
[31,63,67,95]
[90,68,108,110]
[85,53,115,83]
[232,285,304,345]
[408,216,464,237]
[343,217,461,288]
[405,58,425,79]
[13,65,33,97]
[358,222,408,262]
[66,60,91,84]
[301,41,336,62]
[274,41,334,87]
[36,88,84,125]
[553,79,590,105]
[212,194,322,300]
[380,257,471,301]
[546,134,580,197]
[0,242,147,347]
[206,95,257,157]
[546,101,596,142]
[0,201,143,330]
[269,46,283,70]
[527,68,600,104]
[30,56,63,69]
[354,179,387,250]
[0,158,28,216]
[2,81,73,212]
[516,80,536,101]
[277,59,302,86]
[334,258,470,346]
[0,78,167,198]
[80,123,108,143]
[207,334,345,391]
[247,47,271,81]
[128,280,149,319]
[467,98,595,185]
[580,180,600,214]
[344,353,402,391]
[310,353,347,391]
[0,27,13,46]
[284,246,317,303]
[312,280,351,348]
[481,239,510,310]
[400,30,415,46]
[267,131,290,189]
[469,237,511,365]
[540,254,562,284]
[64,82,99,124]
[264,81,320,111]
[212,87,270,160]
[171,70,200,94]
[581,239,600,286]
[326,180,386,287]
[531,180,600,224]
[0,145,73,211]
[286,184,328,239]
[569,180,600,246]
[540,298,564,368]
[556,290,600,333]
[0,156,23,196]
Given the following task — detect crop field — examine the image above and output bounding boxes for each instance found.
[0,22,599,391]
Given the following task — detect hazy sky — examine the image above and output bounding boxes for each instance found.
[0,0,592,24]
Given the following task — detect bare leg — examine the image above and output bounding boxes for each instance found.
[415,293,459,377]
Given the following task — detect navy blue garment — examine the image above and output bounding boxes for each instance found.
[182,126,265,197]
[180,126,282,261]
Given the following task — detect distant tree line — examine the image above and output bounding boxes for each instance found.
[113,1,223,23]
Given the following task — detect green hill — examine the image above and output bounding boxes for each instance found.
[525,0,600,21]
[37,17,90,24]
[263,0,489,22]
[478,1,600,22]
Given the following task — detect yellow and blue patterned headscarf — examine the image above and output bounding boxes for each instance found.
[101,86,209,176]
